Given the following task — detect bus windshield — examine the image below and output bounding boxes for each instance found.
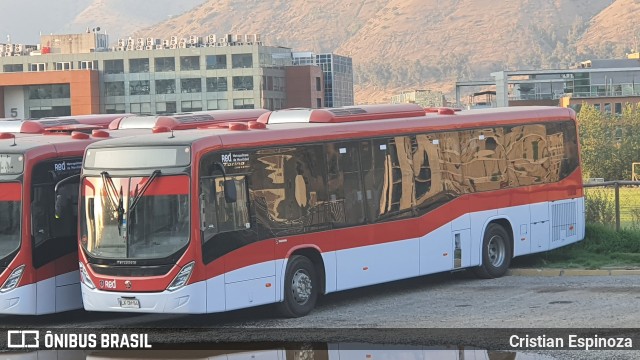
[81,175,189,260]
[0,183,21,259]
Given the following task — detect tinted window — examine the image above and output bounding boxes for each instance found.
[325,142,365,227]
[251,146,328,237]
[31,158,82,267]
[199,153,256,264]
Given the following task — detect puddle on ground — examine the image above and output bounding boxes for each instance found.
[0,347,562,360]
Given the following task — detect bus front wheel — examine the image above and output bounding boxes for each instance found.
[473,223,512,279]
[278,255,318,318]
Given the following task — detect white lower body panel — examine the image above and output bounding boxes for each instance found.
[0,270,81,315]
[81,281,207,313]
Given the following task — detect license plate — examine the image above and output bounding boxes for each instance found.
[118,298,140,309]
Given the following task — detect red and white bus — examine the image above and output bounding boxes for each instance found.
[78,104,584,316]
[0,109,267,315]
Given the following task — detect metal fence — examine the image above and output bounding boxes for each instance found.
[583,181,640,231]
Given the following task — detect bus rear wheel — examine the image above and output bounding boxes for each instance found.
[278,255,318,318]
[473,223,512,279]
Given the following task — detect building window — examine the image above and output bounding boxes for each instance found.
[206,55,227,69]
[79,61,96,70]
[206,77,228,92]
[316,77,321,91]
[594,103,601,111]
[207,99,228,110]
[55,62,72,71]
[105,82,125,97]
[615,103,623,115]
[156,101,177,114]
[604,103,611,114]
[130,102,151,114]
[262,76,273,91]
[129,80,150,95]
[316,98,322,108]
[232,76,253,91]
[273,77,285,92]
[129,58,149,73]
[104,60,124,74]
[233,98,254,109]
[3,64,23,72]
[105,104,126,114]
[180,78,202,93]
[181,100,203,112]
[180,56,200,71]
[28,84,70,100]
[232,54,253,68]
[155,79,176,94]
[155,57,175,72]
[29,63,46,72]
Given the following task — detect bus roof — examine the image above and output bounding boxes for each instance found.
[0,128,158,154]
[109,109,269,130]
[0,114,131,134]
[85,106,576,152]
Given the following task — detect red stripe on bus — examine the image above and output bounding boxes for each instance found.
[0,182,21,201]
[129,176,189,196]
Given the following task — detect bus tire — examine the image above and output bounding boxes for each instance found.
[473,223,512,279]
[278,255,318,318]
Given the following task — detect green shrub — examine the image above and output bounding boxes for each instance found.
[584,189,615,226]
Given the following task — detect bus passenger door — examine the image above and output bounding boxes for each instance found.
[530,202,550,253]
[200,173,275,311]
[31,159,83,314]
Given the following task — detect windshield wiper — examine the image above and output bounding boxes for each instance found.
[101,171,125,233]
[128,170,161,214]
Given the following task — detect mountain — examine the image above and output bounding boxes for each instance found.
[0,0,206,43]
[578,0,640,53]
[134,0,616,102]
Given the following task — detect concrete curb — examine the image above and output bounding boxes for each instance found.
[508,268,640,276]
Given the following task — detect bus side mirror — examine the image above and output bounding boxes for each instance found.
[54,194,69,219]
[223,179,237,203]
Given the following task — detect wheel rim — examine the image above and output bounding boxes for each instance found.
[291,269,312,305]
[487,234,506,267]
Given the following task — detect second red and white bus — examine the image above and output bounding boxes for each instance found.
[77,104,584,316]
[0,109,267,315]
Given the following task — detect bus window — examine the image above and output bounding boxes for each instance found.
[360,138,387,223]
[325,142,365,227]
[251,145,328,237]
[199,151,259,264]
[461,128,507,192]
[31,159,81,268]
[214,176,250,233]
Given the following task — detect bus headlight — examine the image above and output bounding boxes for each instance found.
[79,262,96,290]
[167,262,195,292]
[0,265,25,293]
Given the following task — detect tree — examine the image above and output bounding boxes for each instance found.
[578,103,640,180]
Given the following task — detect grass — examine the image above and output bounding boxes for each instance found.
[585,187,640,229]
[511,223,640,269]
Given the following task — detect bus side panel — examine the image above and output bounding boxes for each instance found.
[335,238,419,291]
[224,276,276,311]
[548,198,581,250]
[498,204,530,258]
[419,223,453,275]
[36,276,56,315]
[530,202,550,253]
[577,196,585,241]
[206,274,226,313]
[55,281,82,312]
[321,251,337,295]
